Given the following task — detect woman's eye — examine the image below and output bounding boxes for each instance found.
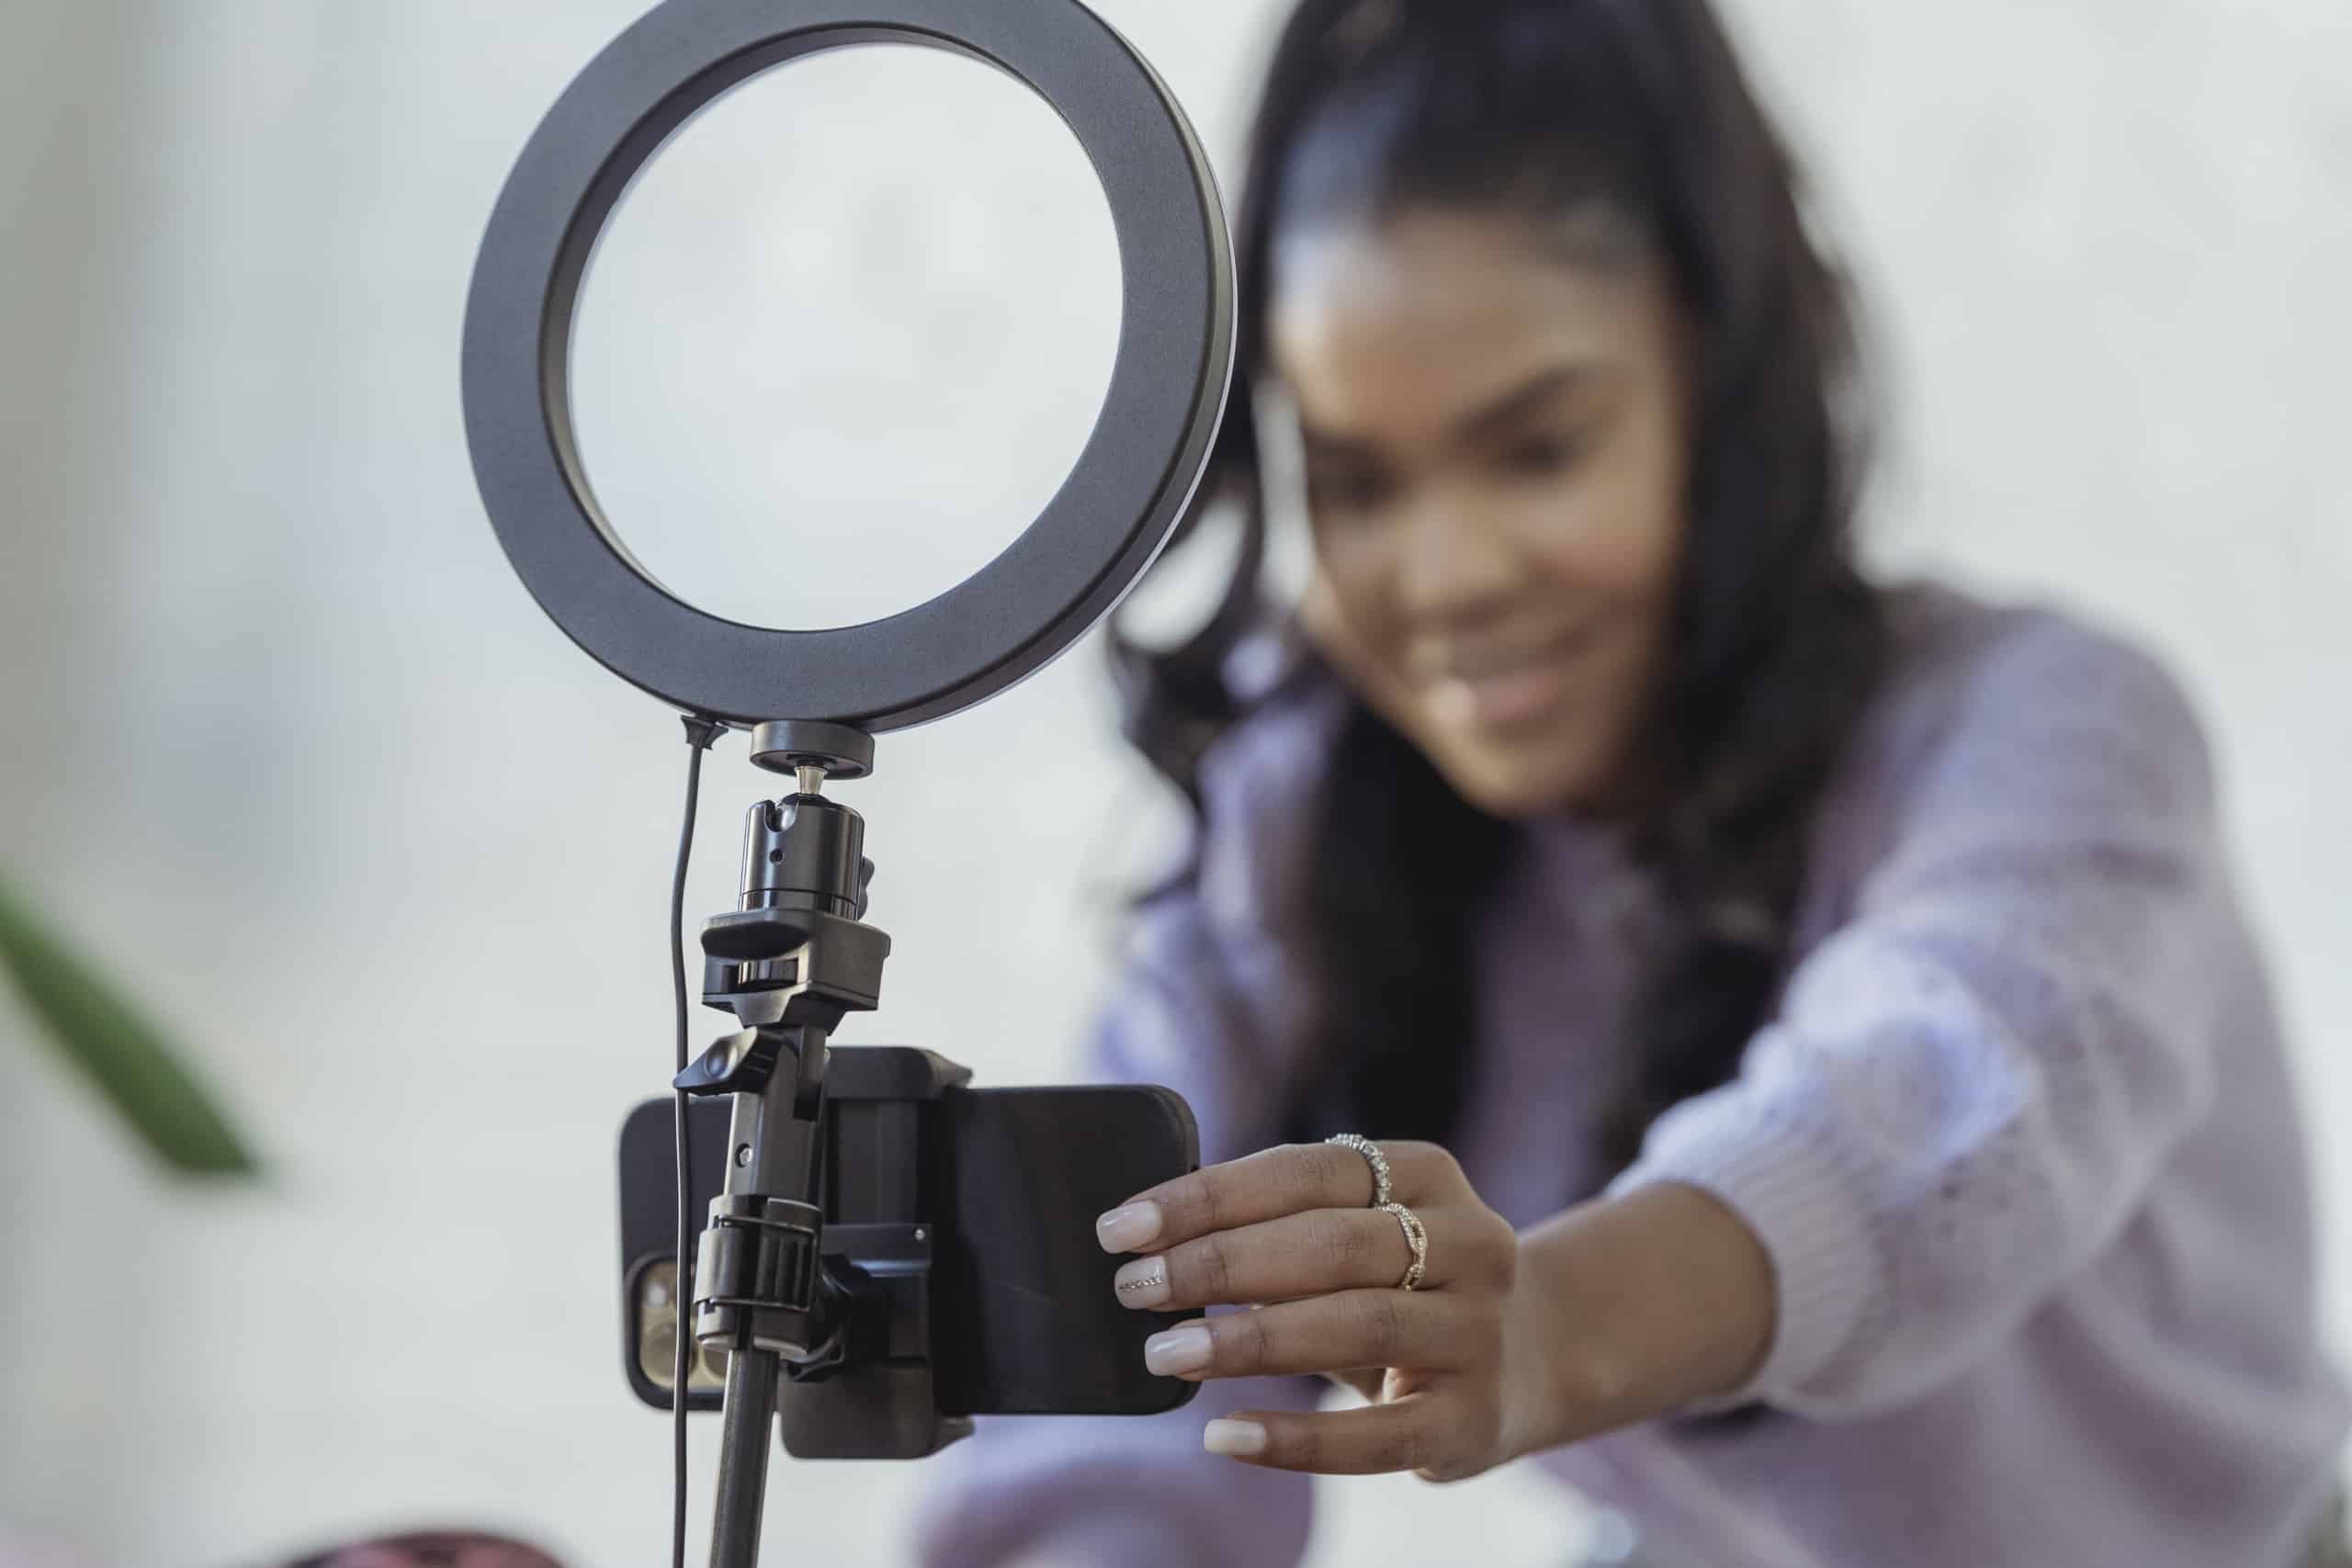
[1307,468,1395,517]
[1498,432,1586,478]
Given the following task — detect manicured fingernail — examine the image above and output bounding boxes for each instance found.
[1143,1324,1214,1376]
[1095,1201,1162,1253]
[1203,1418,1267,1458]
[1114,1255,1170,1309]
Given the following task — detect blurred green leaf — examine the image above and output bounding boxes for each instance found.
[0,873,260,1176]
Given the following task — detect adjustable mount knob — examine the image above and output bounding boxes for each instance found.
[739,795,866,920]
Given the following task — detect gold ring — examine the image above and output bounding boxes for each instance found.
[1378,1201,1428,1292]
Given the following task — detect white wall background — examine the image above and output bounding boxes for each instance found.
[0,2,2344,1565]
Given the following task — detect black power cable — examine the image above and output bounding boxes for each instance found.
[671,716,724,1568]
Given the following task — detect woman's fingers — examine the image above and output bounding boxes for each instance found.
[1142,1291,1482,1382]
[1113,1203,1424,1310]
[1204,1396,1492,1481]
[1096,1139,1464,1254]
[1323,1368,1388,1403]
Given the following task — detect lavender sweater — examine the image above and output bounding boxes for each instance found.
[912,585,2348,1567]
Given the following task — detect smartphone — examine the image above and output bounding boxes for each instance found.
[617,1047,1200,1432]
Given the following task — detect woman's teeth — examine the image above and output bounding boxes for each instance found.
[1430,654,1576,729]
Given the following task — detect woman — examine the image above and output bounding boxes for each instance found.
[916,1,2348,1563]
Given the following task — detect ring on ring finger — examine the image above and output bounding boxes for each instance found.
[1113,1203,1438,1310]
[1379,1201,1429,1292]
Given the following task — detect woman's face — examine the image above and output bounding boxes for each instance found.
[1270,207,1691,818]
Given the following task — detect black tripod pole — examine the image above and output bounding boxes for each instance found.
[707,1016,831,1567]
[674,721,888,1568]
[709,1343,781,1564]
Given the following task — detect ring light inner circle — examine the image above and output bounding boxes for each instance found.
[568,41,1124,634]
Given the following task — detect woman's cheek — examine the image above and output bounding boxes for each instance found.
[1301,554,1403,688]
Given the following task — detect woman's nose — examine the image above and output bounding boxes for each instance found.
[1391,500,1522,628]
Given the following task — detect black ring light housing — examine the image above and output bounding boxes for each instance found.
[462,0,1236,732]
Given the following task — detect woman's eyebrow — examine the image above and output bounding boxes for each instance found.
[1295,362,1607,457]
[1448,363,1602,444]
[1298,426,1377,459]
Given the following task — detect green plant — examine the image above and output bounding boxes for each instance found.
[0,871,260,1175]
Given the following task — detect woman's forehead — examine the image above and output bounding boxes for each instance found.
[1270,211,1669,441]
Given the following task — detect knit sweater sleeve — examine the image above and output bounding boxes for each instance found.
[1606,611,2229,1418]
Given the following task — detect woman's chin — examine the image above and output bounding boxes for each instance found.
[1428,736,1611,821]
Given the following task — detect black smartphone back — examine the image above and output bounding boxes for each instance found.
[928,1083,1198,1416]
[616,1049,1199,1425]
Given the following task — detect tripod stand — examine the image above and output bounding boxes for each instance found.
[605,706,1205,1561]
[672,719,888,1566]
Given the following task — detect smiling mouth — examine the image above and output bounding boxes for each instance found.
[1421,622,1604,731]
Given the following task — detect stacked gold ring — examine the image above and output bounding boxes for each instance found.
[1328,1135,1427,1291]
[1378,1201,1429,1292]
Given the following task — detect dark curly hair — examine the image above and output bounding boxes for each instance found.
[1113,0,1887,1183]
